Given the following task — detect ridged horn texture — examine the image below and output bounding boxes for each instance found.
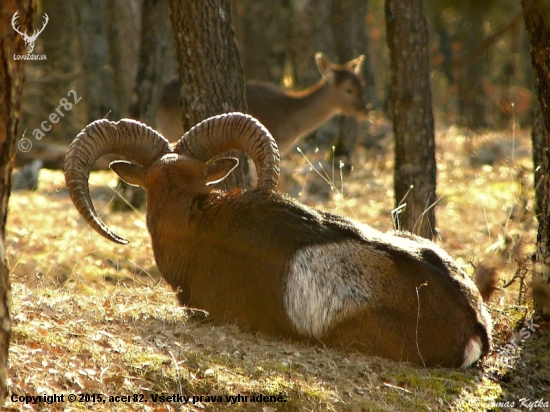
[174,112,280,191]
[64,119,171,244]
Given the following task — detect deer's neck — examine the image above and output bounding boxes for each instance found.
[285,80,338,139]
[289,79,337,130]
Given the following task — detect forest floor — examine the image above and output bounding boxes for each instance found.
[4,122,550,411]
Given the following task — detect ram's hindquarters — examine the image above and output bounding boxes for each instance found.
[319,243,491,368]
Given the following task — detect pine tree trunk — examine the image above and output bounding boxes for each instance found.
[531,104,550,293]
[105,0,141,119]
[74,0,118,121]
[532,103,548,221]
[128,0,169,124]
[522,1,550,131]
[288,0,334,88]
[522,0,550,313]
[385,0,437,239]
[168,0,249,189]
[232,0,289,84]
[0,1,35,405]
[168,0,245,127]
[40,0,78,143]
[331,0,377,171]
[286,0,335,174]
[113,0,171,211]
[455,8,487,129]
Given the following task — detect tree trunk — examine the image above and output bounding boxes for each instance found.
[522,1,550,131]
[288,0,334,88]
[169,0,245,126]
[168,0,249,189]
[385,0,437,239]
[331,0,378,171]
[128,0,169,124]
[532,101,550,268]
[74,0,118,121]
[105,0,141,120]
[532,102,548,221]
[39,0,78,143]
[113,0,171,211]
[127,0,168,127]
[455,8,488,129]
[522,0,550,313]
[0,1,35,405]
[232,0,289,84]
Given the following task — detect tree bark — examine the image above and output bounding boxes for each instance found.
[0,1,35,405]
[128,0,169,125]
[385,0,437,239]
[522,0,550,312]
[39,0,78,143]
[74,0,118,121]
[105,0,141,120]
[455,7,488,129]
[113,0,171,211]
[168,0,249,189]
[532,102,548,221]
[286,0,335,168]
[532,101,550,286]
[522,1,550,132]
[331,0,378,171]
[232,0,289,84]
[288,0,334,88]
[169,0,245,128]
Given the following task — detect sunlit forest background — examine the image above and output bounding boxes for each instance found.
[4,0,550,411]
[17,0,535,147]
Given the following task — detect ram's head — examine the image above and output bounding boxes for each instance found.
[64,113,281,244]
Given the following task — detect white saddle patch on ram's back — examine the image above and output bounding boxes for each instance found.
[284,240,376,338]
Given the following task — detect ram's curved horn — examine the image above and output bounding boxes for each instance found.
[64,119,171,244]
[174,112,280,191]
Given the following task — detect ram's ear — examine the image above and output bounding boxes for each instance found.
[205,157,239,185]
[110,160,145,187]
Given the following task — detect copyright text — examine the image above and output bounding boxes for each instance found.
[10,392,288,405]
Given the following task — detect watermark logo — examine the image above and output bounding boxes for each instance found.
[493,318,539,366]
[12,10,48,60]
[452,318,542,408]
[17,89,82,153]
[18,129,31,153]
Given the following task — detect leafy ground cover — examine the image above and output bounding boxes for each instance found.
[4,124,549,411]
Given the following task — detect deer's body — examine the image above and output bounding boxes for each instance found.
[157,53,369,155]
[245,77,360,155]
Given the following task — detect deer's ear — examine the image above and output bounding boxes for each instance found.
[347,55,365,75]
[205,157,239,185]
[316,52,335,84]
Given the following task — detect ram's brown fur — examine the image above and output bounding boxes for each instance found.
[65,113,492,368]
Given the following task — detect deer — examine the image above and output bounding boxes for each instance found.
[157,53,369,156]
[11,11,49,54]
[65,112,492,368]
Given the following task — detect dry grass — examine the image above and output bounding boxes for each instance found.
[4,124,550,411]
